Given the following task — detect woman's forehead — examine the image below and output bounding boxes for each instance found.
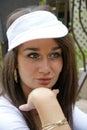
[18,38,61,51]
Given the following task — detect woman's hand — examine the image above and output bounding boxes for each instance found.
[19,88,59,111]
[19,88,71,130]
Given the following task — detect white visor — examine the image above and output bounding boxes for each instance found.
[7,10,68,51]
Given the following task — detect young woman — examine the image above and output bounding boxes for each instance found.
[0,5,87,130]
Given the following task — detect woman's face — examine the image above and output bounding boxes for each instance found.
[17,38,63,97]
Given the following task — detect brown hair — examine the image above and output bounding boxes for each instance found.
[1,5,78,130]
[54,36,78,129]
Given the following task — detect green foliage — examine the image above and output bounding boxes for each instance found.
[75,47,87,70]
[39,0,55,6]
[39,0,56,13]
[39,0,46,5]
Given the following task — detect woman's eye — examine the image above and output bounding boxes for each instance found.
[49,52,61,59]
[27,53,39,59]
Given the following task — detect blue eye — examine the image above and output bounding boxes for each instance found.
[49,52,61,59]
[27,53,39,59]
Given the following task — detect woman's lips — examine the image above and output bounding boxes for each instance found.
[37,78,52,85]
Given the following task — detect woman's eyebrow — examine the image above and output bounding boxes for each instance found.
[23,47,40,51]
[23,46,61,51]
[51,46,61,51]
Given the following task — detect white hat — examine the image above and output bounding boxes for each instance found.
[7,10,68,51]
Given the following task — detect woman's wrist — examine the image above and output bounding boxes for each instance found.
[29,88,65,124]
[19,87,71,130]
[30,88,71,130]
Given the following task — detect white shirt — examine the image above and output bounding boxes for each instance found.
[73,106,87,130]
[0,95,30,130]
[0,95,87,130]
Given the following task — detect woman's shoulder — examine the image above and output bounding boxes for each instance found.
[73,106,87,130]
[0,95,30,130]
[0,95,17,111]
[0,95,12,105]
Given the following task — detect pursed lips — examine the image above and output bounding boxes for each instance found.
[37,78,53,85]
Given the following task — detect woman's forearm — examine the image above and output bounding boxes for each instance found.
[29,88,71,130]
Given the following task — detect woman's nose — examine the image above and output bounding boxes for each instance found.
[38,59,51,74]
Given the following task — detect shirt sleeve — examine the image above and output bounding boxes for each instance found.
[73,106,87,130]
[0,96,30,130]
